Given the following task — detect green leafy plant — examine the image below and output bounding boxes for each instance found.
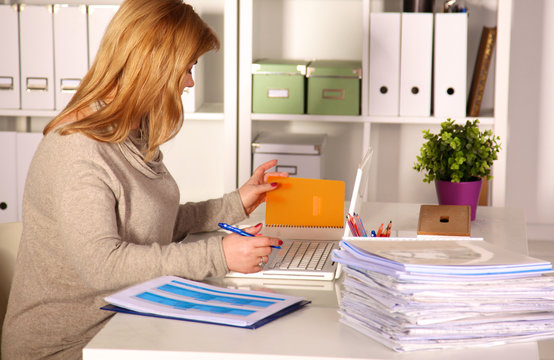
[413,119,501,183]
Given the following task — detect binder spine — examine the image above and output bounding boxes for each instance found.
[467,26,497,117]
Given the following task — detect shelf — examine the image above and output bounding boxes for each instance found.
[0,102,225,121]
[368,116,495,126]
[0,109,58,117]
[251,113,495,126]
[251,113,364,123]
[184,103,224,121]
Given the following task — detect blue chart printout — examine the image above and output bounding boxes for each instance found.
[103,276,309,328]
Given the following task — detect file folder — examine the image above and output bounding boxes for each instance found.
[0,132,18,223]
[399,13,433,117]
[16,132,43,221]
[433,13,468,117]
[88,5,119,66]
[19,5,55,110]
[369,12,401,116]
[0,5,20,109]
[53,5,88,110]
[102,276,309,329]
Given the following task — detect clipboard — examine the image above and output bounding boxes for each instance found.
[417,205,471,237]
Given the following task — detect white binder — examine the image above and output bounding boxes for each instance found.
[433,13,468,117]
[19,5,55,110]
[369,12,401,116]
[88,5,119,67]
[399,13,433,117]
[54,5,88,110]
[16,132,43,221]
[0,5,20,109]
[0,132,18,223]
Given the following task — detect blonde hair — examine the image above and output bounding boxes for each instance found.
[44,0,220,161]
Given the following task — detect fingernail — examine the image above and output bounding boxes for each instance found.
[278,240,283,245]
[271,182,278,187]
[256,223,263,227]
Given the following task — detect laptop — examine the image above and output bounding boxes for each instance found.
[226,147,373,281]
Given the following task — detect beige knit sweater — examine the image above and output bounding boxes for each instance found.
[1,130,247,359]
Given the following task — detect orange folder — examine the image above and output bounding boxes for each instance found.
[265,177,345,229]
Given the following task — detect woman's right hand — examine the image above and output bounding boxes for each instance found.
[221,223,282,273]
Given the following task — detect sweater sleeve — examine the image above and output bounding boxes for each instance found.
[172,191,248,241]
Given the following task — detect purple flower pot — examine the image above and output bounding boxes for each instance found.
[434,179,482,221]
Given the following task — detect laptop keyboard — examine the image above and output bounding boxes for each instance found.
[268,241,334,271]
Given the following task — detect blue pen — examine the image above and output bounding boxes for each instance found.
[218,223,281,249]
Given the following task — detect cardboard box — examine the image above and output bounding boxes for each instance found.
[252,59,309,114]
[306,60,362,115]
[252,132,327,178]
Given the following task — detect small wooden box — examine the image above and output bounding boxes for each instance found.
[417,205,471,236]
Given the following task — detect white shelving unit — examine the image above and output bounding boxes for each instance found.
[1,0,512,207]
[0,0,238,205]
[238,0,512,205]
[159,0,238,202]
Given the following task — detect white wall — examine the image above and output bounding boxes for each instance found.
[506,0,554,242]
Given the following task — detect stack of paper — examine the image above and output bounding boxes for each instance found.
[332,239,554,351]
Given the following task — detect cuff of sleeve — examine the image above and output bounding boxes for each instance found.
[225,190,249,221]
[210,235,230,276]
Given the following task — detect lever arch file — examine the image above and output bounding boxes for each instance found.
[19,5,55,110]
[54,5,88,110]
[0,132,18,223]
[369,12,401,116]
[433,12,468,117]
[0,5,20,109]
[399,13,433,117]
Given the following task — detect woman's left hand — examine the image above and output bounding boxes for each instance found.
[238,159,288,215]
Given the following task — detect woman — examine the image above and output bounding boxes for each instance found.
[1,0,284,358]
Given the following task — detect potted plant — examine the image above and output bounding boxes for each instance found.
[413,119,501,220]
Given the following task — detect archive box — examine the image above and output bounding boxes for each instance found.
[252,132,327,178]
[306,60,362,115]
[252,59,309,114]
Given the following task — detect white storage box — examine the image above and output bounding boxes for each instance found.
[252,132,327,178]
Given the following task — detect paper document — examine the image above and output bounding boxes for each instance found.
[335,239,552,276]
[103,276,309,329]
[332,238,554,351]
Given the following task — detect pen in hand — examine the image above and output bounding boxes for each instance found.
[218,223,282,249]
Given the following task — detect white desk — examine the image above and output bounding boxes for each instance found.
[83,203,540,360]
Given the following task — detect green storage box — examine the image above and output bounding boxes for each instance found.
[306,60,362,115]
[252,59,309,114]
